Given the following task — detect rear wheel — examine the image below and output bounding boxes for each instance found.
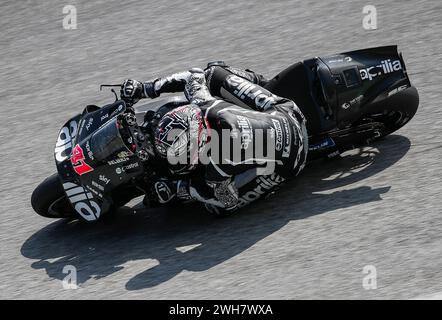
[360,86,419,139]
[31,173,76,218]
[308,86,418,161]
[361,110,410,140]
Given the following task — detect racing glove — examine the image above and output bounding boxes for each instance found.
[121,79,158,103]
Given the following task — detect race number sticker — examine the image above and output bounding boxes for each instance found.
[70,144,94,175]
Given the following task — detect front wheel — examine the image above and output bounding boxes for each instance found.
[31,173,76,219]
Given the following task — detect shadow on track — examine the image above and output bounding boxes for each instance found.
[21,135,410,291]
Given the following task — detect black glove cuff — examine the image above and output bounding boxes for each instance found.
[143,81,159,98]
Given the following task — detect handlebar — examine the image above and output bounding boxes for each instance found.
[100,83,137,107]
[99,84,122,91]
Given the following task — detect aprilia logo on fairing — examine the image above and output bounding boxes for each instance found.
[55,120,78,162]
[62,182,101,221]
[359,59,403,81]
[227,75,276,110]
[237,173,285,208]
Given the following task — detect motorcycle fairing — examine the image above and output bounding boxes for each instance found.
[54,100,143,221]
[316,45,411,128]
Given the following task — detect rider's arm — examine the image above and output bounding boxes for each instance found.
[147,62,269,99]
[144,71,191,98]
[120,71,191,102]
[122,62,269,101]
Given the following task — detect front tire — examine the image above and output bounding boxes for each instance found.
[31,173,76,219]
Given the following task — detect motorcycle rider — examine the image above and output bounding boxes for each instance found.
[121,62,308,214]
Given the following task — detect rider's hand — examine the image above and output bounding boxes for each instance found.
[121,79,145,103]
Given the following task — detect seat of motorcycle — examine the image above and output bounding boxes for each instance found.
[264,62,321,135]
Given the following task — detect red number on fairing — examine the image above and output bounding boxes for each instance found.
[70,144,94,175]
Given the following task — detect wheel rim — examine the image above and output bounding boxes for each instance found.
[48,196,75,218]
[360,110,408,136]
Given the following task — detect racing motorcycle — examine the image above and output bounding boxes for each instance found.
[31,45,419,222]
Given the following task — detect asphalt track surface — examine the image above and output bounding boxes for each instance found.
[1,0,442,299]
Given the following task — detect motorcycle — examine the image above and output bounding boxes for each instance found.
[31,45,419,222]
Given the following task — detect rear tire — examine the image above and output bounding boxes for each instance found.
[363,86,419,139]
[31,173,76,219]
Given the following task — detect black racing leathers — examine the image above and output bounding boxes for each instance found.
[145,63,308,214]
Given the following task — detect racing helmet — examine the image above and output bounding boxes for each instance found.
[154,105,207,174]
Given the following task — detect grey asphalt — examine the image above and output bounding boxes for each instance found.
[1,0,442,299]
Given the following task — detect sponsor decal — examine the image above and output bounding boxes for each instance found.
[281,117,291,158]
[388,84,408,96]
[85,184,103,198]
[359,59,403,81]
[271,119,283,151]
[85,141,94,160]
[236,115,253,149]
[70,144,94,175]
[55,120,78,162]
[227,75,276,110]
[110,104,125,118]
[85,117,93,131]
[308,137,336,151]
[327,56,353,63]
[115,162,139,174]
[99,174,110,185]
[123,162,139,171]
[117,150,133,158]
[62,182,101,221]
[237,173,285,208]
[341,95,364,110]
[91,180,105,192]
[108,157,129,165]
